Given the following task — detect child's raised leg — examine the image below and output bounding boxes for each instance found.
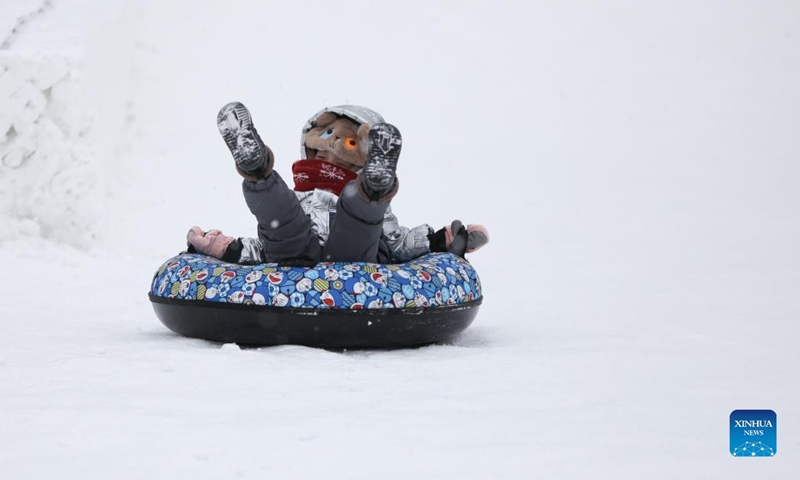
[241,173,321,263]
[323,123,402,262]
[218,102,321,263]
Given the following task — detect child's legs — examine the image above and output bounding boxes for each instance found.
[242,172,321,263]
[323,181,389,263]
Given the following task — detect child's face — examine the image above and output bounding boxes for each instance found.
[304,115,364,172]
[313,149,359,172]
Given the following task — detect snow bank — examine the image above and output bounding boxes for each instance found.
[0,51,99,246]
[0,0,131,248]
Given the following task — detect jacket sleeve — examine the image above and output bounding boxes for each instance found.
[216,236,266,265]
[382,207,433,263]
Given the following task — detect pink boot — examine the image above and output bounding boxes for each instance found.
[186,226,236,259]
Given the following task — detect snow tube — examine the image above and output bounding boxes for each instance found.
[149,252,482,348]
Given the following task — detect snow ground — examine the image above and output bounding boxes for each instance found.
[2,1,799,478]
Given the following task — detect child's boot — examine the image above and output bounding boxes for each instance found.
[359,123,402,202]
[217,102,274,181]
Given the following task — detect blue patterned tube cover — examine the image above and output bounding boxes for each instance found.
[150,252,482,309]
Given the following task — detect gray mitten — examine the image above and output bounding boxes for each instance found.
[428,220,490,257]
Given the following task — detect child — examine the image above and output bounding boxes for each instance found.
[187,102,488,265]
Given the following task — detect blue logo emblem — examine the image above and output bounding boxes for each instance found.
[730,410,776,457]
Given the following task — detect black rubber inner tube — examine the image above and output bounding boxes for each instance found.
[150,294,482,349]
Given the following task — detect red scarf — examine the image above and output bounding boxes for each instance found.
[291,159,358,196]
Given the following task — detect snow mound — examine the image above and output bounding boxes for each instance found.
[0,51,100,247]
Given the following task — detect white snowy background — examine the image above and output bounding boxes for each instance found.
[1,0,799,478]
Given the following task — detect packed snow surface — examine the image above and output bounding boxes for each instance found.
[1,1,799,478]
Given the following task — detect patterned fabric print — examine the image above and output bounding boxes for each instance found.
[150,252,482,309]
